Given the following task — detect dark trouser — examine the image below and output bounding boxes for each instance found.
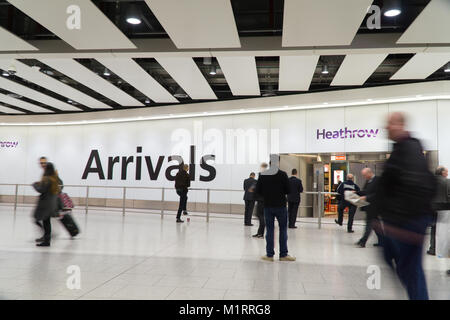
[288,201,300,227]
[359,211,383,245]
[337,201,357,231]
[264,207,288,258]
[176,189,188,220]
[255,201,265,236]
[382,216,430,300]
[244,200,255,225]
[42,217,51,243]
[428,212,437,252]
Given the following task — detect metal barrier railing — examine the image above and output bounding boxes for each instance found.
[0,183,338,228]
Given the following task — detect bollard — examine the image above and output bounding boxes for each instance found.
[206,189,210,223]
[122,187,126,216]
[160,188,165,219]
[85,186,89,215]
[13,184,18,213]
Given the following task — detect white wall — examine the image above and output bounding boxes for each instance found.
[0,99,448,204]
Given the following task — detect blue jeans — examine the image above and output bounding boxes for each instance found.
[264,207,288,258]
[382,216,430,300]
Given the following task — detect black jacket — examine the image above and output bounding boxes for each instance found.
[287,176,303,203]
[336,179,360,202]
[432,175,450,211]
[33,177,59,221]
[360,176,379,215]
[243,177,257,201]
[175,169,191,191]
[377,135,436,226]
[255,169,290,207]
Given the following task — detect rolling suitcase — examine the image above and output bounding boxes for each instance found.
[59,212,80,237]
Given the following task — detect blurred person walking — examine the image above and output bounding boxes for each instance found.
[287,169,303,229]
[256,161,295,261]
[356,168,383,247]
[377,112,436,300]
[243,172,257,226]
[175,164,190,223]
[253,163,268,238]
[33,162,60,247]
[427,166,450,256]
[335,174,360,233]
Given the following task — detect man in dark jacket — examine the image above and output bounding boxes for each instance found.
[335,174,360,232]
[243,172,257,226]
[377,112,436,300]
[175,164,191,223]
[256,163,295,261]
[287,169,303,229]
[253,163,268,238]
[356,168,382,247]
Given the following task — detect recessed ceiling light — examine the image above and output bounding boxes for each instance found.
[384,9,401,17]
[321,65,329,74]
[384,0,401,17]
[144,99,150,104]
[444,63,450,73]
[209,65,217,75]
[67,99,73,104]
[2,70,9,77]
[126,17,141,25]
[103,68,111,76]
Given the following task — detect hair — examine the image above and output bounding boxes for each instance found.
[260,162,268,169]
[435,166,447,176]
[40,156,47,161]
[183,164,189,171]
[347,173,354,180]
[42,162,59,195]
[250,172,255,177]
[291,169,297,175]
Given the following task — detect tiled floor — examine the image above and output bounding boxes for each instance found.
[0,205,448,300]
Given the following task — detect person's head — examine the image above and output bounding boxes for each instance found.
[43,162,56,177]
[249,172,255,178]
[260,162,268,172]
[291,169,298,176]
[436,166,448,178]
[39,156,47,169]
[183,164,189,172]
[386,112,407,142]
[361,168,374,180]
[347,173,354,181]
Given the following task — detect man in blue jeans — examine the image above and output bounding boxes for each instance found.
[255,163,295,262]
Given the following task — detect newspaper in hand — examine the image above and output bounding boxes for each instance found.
[344,190,370,207]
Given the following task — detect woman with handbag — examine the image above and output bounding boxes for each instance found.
[33,162,60,247]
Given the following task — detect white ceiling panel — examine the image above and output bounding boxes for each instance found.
[397,0,450,44]
[39,58,143,107]
[279,55,319,91]
[331,54,388,86]
[156,57,217,100]
[216,56,259,96]
[0,92,50,113]
[144,0,240,49]
[391,53,450,80]
[0,59,110,109]
[0,26,37,51]
[97,58,178,104]
[7,0,136,50]
[0,105,24,114]
[0,72,83,112]
[282,0,373,47]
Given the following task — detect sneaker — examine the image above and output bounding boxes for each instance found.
[176,219,184,223]
[244,224,254,226]
[35,237,45,243]
[427,249,435,256]
[289,226,298,229]
[279,255,296,262]
[347,230,355,233]
[355,241,365,248]
[183,211,188,215]
[252,234,262,238]
[373,243,382,247]
[36,242,50,247]
[261,256,274,262]
[335,219,342,226]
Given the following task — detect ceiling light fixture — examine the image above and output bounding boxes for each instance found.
[126,4,142,25]
[173,87,188,99]
[103,68,111,76]
[321,65,329,74]
[1,70,9,77]
[203,57,212,65]
[209,65,217,75]
[126,17,141,25]
[444,63,450,73]
[144,98,150,104]
[384,0,402,17]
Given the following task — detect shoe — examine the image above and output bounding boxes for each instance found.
[355,241,365,248]
[183,211,188,215]
[252,234,262,238]
[335,219,342,226]
[289,226,298,229]
[257,234,264,238]
[261,256,274,262]
[35,237,45,243]
[427,249,435,256]
[245,224,254,226]
[279,255,296,262]
[36,242,50,247]
[373,243,382,247]
[176,219,184,223]
[347,230,355,233]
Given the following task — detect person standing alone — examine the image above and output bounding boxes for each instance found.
[335,174,360,233]
[175,164,190,223]
[253,163,268,238]
[287,169,303,229]
[243,172,257,226]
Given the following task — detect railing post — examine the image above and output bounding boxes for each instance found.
[13,184,18,213]
[160,188,165,219]
[122,187,126,216]
[206,189,210,223]
[318,191,322,229]
[85,186,89,215]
